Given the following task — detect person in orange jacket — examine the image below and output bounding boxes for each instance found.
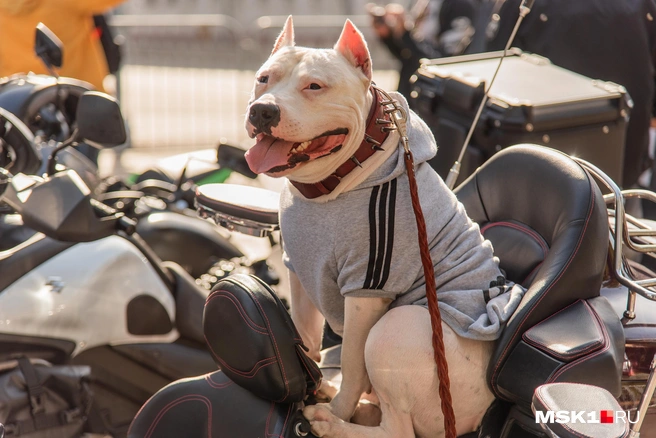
[0,0,126,92]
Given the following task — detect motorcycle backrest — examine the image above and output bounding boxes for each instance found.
[76,92,127,147]
[35,23,63,69]
[204,274,322,403]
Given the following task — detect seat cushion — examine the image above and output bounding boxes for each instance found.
[128,370,307,438]
[533,383,628,438]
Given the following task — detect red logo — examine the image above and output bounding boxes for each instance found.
[600,410,614,424]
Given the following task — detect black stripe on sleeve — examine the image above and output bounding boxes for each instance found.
[371,181,390,289]
[377,178,397,289]
[363,185,381,289]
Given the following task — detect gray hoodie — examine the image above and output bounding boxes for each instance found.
[281,92,525,340]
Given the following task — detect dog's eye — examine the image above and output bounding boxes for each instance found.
[308,83,322,90]
[257,75,269,84]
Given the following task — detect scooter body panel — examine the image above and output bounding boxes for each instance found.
[0,235,178,355]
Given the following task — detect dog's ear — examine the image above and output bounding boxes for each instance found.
[334,19,372,81]
[272,15,295,55]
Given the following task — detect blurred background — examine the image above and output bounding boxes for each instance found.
[105,0,402,174]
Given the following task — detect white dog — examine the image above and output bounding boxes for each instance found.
[244,17,524,437]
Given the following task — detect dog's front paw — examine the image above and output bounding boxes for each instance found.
[304,403,343,437]
[314,379,339,403]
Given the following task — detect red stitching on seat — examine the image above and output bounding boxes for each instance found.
[523,300,604,361]
[205,373,234,389]
[248,288,291,402]
[547,302,611,382]
[296,346,321,386]
[480,221,549,256]
[490,175,596,398]
[206,289,268,334]
[143,394,212,438]
[264,402,294,438]
[209,353,278,378]
[265,402,274,437]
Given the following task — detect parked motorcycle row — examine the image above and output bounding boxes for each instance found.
[1,23,656,438]
[0,24,283,437]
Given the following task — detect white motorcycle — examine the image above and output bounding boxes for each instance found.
[0,90,223,437]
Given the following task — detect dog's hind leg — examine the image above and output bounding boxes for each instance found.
[305,394,414,438]
[306,305,494,438]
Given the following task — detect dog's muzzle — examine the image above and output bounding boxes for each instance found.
[249,103,280,135]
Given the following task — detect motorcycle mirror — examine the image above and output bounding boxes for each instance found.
[217,142,257,179]
[76,91,127,148]
[35,23,63,70]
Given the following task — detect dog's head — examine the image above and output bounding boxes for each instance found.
[244,16,374,182]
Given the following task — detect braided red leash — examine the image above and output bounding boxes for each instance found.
[404,150,457,438]
[367,84,456,436]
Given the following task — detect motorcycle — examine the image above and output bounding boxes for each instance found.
[129,144,656,438]
[0,88,286,437]
[0,23,282,293]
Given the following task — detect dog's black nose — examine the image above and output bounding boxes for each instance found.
[249,103,280,134]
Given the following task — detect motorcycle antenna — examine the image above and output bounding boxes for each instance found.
[444,0,536,190]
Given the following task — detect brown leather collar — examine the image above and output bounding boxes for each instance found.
[290,86,394,199]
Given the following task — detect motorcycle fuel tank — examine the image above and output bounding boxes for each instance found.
[0,235,178,356]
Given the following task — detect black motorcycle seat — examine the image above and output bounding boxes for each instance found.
[195,184,279,226]
[164,262,208,346]
[532,383,628,438]
[127,370,309,438]
[456,145,609,402]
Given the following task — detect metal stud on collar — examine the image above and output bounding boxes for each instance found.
[370,84,410,155]
[365,134,385,151]
[350,156,363,168]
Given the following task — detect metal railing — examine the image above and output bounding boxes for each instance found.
[108,14,400,150]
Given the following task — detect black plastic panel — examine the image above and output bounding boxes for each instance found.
[126,294,173,335]
[0,332,75,364]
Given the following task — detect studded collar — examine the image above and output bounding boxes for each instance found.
[289,86,396,199]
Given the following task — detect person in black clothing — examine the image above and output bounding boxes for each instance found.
[488,0,656,189]
[367,0,479,98]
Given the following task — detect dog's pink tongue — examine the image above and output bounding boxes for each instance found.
[245,136,295,174]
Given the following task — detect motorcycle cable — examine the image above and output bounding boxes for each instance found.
[444,0,535,190]
[46,128,78,176]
